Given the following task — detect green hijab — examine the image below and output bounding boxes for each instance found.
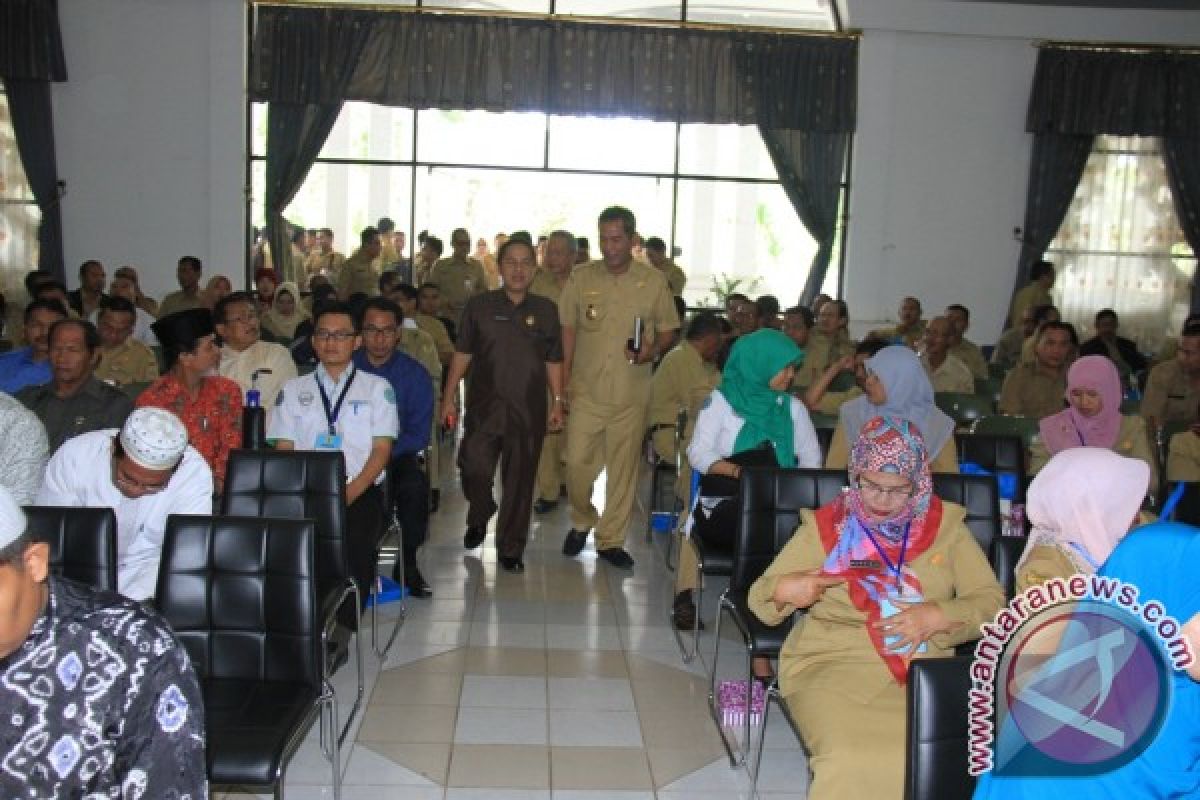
[719,328,804,467]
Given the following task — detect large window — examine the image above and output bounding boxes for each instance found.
[0,86,41,342]
[250,102,843,307]
[1047,135,1196,355]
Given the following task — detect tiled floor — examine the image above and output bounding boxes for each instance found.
[220,457,811,799]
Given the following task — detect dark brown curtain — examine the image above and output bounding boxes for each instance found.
[1163,138,1200,312]
[1,0,67,280]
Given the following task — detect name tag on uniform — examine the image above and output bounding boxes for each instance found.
[494,315,510,321]
[315,432,343,449]
[850,559,882,570]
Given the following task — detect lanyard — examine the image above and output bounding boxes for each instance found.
[1073,420,1087,447]
[859,516,912,589]
[317,367,357,436]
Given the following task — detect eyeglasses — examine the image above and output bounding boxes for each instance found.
[313,330,357,343]
[362,325,398,336]
[854,476,914,500]
[112,460,170,495]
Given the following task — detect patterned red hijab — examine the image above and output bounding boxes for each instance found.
[817,416,943,683]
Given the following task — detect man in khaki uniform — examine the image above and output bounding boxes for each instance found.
[781,306,821,391]
[304,228,346,288]
[531,230,577,513]
[1143,322,1200,434]
[94,298,159,387]
[807,299,856,375]
[429,228,487,329]
[158,257,205,318]
[644,237,687,296]
[112,266,158,318]
[991,305,1037,371]
[649,313,722,501]
[1008,259,1055,329]
[944,304,989,380]
[920,317,975,394]
[393,283,453,366]
[214,292,297,414]
[868,296,925,348]
[338,227,383,300]
[392,297,445,506]
[998,321,1071,419]
[559,207,680,568]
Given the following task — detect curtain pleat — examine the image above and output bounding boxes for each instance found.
[5,79,65,281]
[1163,137,1200,312]
[0,0,67,82]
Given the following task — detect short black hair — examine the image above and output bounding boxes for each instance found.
[418,282,440,294]
[755,295,781,320]
[99,295,137,320]
[498,238,535,265]
[178,256,203,273]
[828,299,849,320]
[423,236,444,257]
[34,279,67,297]
[726,292,750,306]
[358,296,404,327]
[856,337,887,357]
[1031,303,1059,327]
[23,270,53,294]
[784,306,815,328]
[686,312,723,341]
[291,228,307,245]
[598,206,636,237]
[1182,322,1200,339]
[377,217,395,234]
[213,291,256,325]
[1036,320,1073,344]
[49,318,100,352]
[319,227,334,238]
[1095,308,1118,324]
[946,304,970,321]
[313,302,358,332]
[1031,260,1055,282]
[508,231,534,246]
[24,298,68,323]
[644,236,666,252]
[575,236,589,250]
[360,227,380,248]
[78,259,103,279]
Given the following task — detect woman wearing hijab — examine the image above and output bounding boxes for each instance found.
[1030,354,1156,482]
[825,345,958,472]
[260,281,308,342]
[1014,447,1150,593]
[673,329,823,635]
[750,416,1003,799]
[973,520,1200,799]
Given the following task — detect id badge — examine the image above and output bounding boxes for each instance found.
[315,432,343,450]
[881,590,927,655]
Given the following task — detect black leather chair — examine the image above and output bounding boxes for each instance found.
[989,535,1028,600]
[24,505,118,592]
[954,432,1027,502]
[1166,481,1200,527]
[156,514,340,799]
[904,656,976,800]
[815,427,835,461]
[931,472,1002,555]
[712,466,848,769]
[221,449,365,745]
[672,470,735,664]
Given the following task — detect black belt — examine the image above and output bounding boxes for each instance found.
[647,423,677,434]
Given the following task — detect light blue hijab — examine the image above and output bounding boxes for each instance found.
[839,345,954,458]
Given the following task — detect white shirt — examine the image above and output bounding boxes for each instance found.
[36,429,214,601]
[90,307,158,347]
[268,364,398,483]
[219,339,298,413]
[687,389,822,475]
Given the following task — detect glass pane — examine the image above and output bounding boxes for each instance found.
[677,123,776,180]
[554,1,681,21]
[320,102,414,162]
[412,166,672,260]
[424,0,549,10]
[685,0,837,30]
[251,160,414,264]
[673,179,815,308]
[547,115,675,173]
[0,89,42,342]
[251,102,266,157]
[417,110,547,168]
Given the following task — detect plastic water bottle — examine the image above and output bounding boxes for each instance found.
[1006,503,1025,537]
[241,371,269,449]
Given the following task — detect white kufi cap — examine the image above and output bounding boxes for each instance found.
[0,485,28,549]
[119,408,188,471]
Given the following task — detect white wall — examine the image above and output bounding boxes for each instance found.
[842,0,1200,344]
[54,0,245,303]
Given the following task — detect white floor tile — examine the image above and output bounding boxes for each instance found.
[547,677,635,711]
[460,675,548,709]
[547,710,644,747]
[455,707,548,745]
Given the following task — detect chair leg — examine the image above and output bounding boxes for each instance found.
[705,596,748,768]
[372,520,405,659]
[749,683,778,799]
[338,585,365,748]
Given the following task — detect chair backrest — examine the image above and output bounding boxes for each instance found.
[732,467,849,591]
[157,514,320,685]
[1165,481,1200,527]
[815,427,835,461]
[24,505,118,592]
[971,415,1039,449]
[954,432,1027,501]
[221,449,349,596]
[934,392,993,429]
[905,656,976,800]
[988,535,1027,599]
[932,472,1001,554]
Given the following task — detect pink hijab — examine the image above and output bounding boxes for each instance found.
[1016,447,1149,575]
[1037,355,1123,455]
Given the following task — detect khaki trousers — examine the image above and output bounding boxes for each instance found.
[564,395,646,549]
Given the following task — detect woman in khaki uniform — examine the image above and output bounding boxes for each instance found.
[1015,447,1150,594]
[1031,355,1157,486]
[750,416,1003,800]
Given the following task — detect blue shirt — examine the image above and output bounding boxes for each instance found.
[353,348,434,457]
[0,347,51,394]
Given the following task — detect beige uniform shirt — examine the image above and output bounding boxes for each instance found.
[305,250,346,285]
[558,259,681,407]
[949,339,988,380]
[1142,359,1200,428]
[219,340,298,414]
[1030,414,1157,490]
[655,262,687,296]
[414,314,454,364]
[998,362,1066,419]
[95,340,159,387]
[428,256,488,327]
[805,330,856,375]
[337,249,379,298]
[921,354,975,394]
[398,326,441,387]
[529,269,569,303]
[1167,430,1200,482]
[648,340,720,462]
[1009,283,1052,329]
[868,321,925,349]
[991,327,1026,370]
[158,289,204,319]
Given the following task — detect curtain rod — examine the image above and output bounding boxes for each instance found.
[249,0,861,39]
[1035,39,1200,55]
